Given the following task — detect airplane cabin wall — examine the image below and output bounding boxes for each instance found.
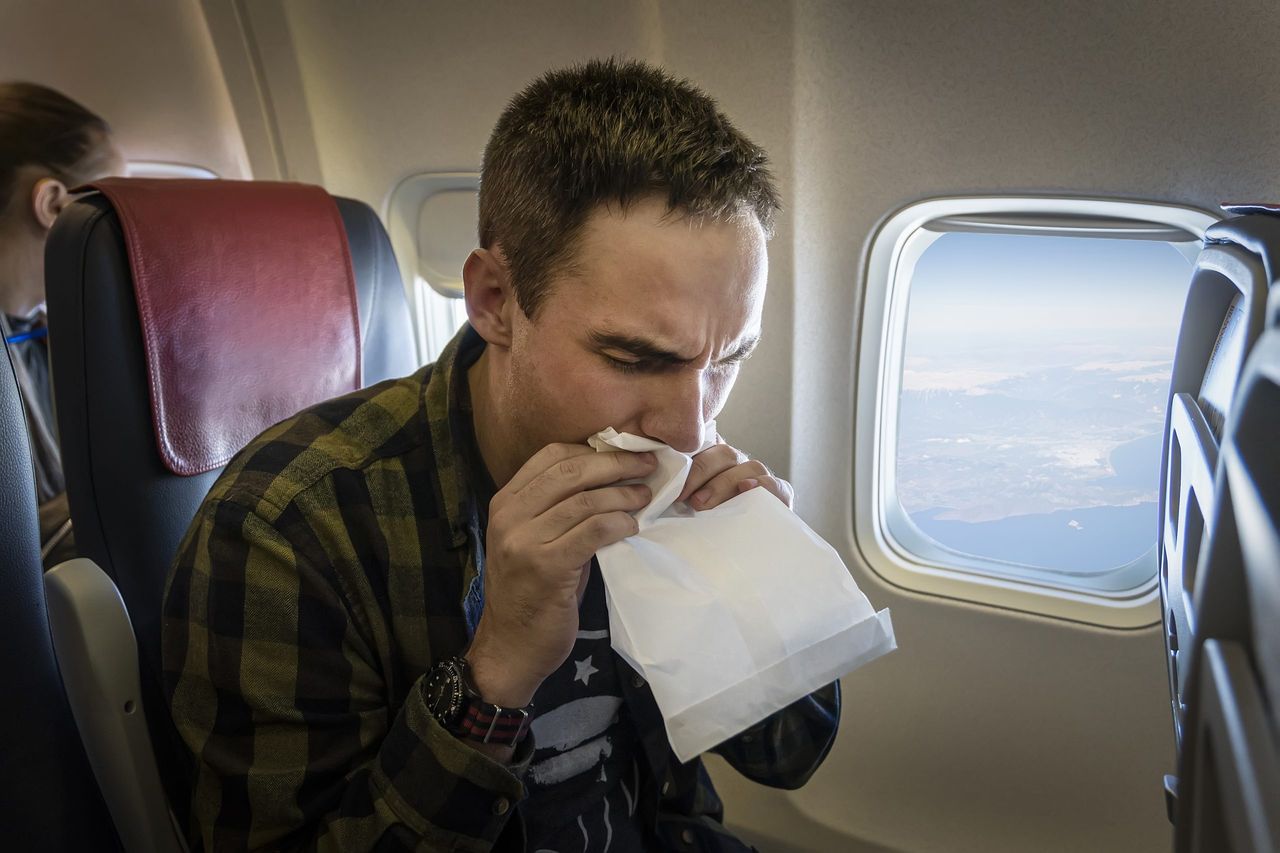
[0,1,250,180]
[777,3,1280,852]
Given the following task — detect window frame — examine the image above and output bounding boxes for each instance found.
[855,196,1218,628]
[384,171,480,363]
[123,161,218,179]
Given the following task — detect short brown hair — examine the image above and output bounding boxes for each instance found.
[479,58,779,318]
[0,81,112,213]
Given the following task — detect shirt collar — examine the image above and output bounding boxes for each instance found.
[4,305,47,329]
[424,322,495,606]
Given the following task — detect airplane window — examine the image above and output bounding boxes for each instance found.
[414,274,468,361]
[895,233,1190,578]
[386,172,478,362]
[857,198,1218,626]
[123,161,218,179]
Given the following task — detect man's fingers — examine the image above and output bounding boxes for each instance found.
[678,443,748,502]
[735,473,794,509]
[504,443,595,494]
[558,510,641,567]
[516,450,657,515]
[537,483,651,542]
[688,459,780,511]
[502,448,656,519]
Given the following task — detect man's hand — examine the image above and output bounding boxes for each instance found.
[466,444,655,713]
[677,439,794,511]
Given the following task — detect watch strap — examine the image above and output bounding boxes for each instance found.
[432,655,534,748]
[452,701,533,746]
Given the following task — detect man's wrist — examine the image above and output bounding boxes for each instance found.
[423,653,534,751]
[464,643,541,709]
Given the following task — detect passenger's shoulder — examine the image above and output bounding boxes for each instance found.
[207,366,434,520]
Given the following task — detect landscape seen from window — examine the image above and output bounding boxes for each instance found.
[896,231,1194,575]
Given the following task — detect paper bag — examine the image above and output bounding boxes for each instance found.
[590,427,896,763]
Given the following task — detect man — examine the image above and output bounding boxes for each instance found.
[0,82,123,566]
[165,59,839,852]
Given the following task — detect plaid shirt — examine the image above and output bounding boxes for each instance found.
[163,325,840,852]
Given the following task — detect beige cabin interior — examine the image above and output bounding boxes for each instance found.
[5,2,1280,850]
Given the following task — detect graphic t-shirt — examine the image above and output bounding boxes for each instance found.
[520,563,649,852]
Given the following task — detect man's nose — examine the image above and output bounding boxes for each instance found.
[639,370,707,453]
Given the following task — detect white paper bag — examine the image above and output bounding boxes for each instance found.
[590,426,896,763]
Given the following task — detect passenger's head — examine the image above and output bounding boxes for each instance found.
[477,58,779,320]
[467,60,778,476]
[0,82,123,316]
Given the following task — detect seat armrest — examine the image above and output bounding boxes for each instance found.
[44,558,187,853]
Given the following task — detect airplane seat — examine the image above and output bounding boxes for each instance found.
[1171,289,1280,852]
[1157,210,1272,751]
[42,178,419,846]
[1158,205,1280,850]
[0,340,120,850]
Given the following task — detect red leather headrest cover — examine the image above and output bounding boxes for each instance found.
[83,178,362,476]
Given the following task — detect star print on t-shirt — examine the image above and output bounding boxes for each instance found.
[574,656,599,686]
[520,564,647,852]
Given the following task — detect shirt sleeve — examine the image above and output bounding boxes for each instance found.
[710,680,841,790]
[163,496,529,852]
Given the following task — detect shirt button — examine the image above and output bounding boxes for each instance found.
[681,828,695,845]
[661,780,671,796]
[631,674,646,688]
[492,797,510,816]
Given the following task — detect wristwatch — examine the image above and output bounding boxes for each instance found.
[423,655,533,747]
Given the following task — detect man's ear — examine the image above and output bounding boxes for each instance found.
[31,178,70,231]
[463,246,519,349]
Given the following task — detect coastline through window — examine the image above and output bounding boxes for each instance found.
[898,231,1190,575]
[857,199,1218,623]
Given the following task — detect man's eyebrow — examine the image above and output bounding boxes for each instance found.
[589,330,690,364]
[588,330,760,365]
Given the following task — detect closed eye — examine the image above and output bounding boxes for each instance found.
[593,331,759,373]
[604,354,676,374]
[715,337,759,367]
[716,349,754,367]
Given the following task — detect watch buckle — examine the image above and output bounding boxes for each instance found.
[482,707,530,745]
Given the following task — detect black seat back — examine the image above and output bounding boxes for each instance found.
[0,340,118,850]
[1159,214,1272,746]
[1173,303,1280,852]
[1160,207,1280,850]
[44,180,418,821]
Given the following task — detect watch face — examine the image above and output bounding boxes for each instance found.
[425,658,464,726]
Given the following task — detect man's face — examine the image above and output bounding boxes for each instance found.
[500,195,768,462]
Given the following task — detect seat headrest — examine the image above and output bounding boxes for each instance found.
[80,178,362,476]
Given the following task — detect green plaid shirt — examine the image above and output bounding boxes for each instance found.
[163,325,839,852]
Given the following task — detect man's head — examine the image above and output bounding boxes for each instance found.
[477,58,779,320]
[0,82,123,316]
[465,60,779,481]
